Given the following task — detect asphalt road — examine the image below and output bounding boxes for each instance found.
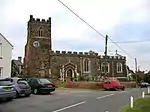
[0,88,148,112]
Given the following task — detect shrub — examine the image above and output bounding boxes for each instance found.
[65,81,103,89]
[117,77,129,82]
[54,81,66,88]
[65,81,136,89]
[120,82,136,88]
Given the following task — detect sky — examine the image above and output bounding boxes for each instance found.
[0,0,150,71]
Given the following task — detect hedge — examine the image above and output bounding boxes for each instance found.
[64,81,136,89]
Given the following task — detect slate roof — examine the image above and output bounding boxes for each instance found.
[12,59,23,66]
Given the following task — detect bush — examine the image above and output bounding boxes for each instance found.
[65,81,103,89]
[54,81,66,88]
[120,82,136,88]
[65,81,136,89]
[117,77,129,82]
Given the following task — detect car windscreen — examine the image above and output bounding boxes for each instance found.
[39,78,51,84]
[17,79,29,85]
[0,80,13,86]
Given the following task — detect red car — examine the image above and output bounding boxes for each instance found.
[103,79,125,91]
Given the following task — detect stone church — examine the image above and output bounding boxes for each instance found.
[23,15,127,81]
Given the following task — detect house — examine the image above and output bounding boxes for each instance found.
[11,57,23,77]
[0,33,13,78]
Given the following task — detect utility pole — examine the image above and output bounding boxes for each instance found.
[104,35,108,77]
[135,58,138,86]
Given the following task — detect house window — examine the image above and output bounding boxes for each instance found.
[38,27,43,37]
[0,43,2,59]
[83,59,90,72]
[101,62,110,73]
[0,67,3,77]
[117,62,123,73]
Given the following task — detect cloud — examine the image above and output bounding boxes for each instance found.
[0,0,150,71]
[108,21,150,71]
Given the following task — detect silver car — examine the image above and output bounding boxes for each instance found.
[0,79,16,101]
[7,77,31,97]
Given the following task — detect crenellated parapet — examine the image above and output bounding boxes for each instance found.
[51,50,99,56]
[50,50,126,60]
[29,15,51,24]
[99,55,126,60]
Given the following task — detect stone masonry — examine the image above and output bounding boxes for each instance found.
[23,15,127,81]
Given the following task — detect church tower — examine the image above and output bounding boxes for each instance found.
[24,15,51,77]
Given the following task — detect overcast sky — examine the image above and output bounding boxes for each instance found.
[0,0,150,71]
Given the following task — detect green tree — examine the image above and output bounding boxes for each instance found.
[144,71,150,83]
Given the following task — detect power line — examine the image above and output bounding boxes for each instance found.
[108,40,150,43]
[57,0,134,59]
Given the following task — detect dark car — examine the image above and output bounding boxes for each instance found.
[6,77,31,97]
[140,82,150,88]
[27,78,55,94]
[0,79,16,101]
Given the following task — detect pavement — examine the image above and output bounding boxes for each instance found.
[0,88,148,112]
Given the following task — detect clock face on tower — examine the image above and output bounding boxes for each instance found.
[33,41,40,47]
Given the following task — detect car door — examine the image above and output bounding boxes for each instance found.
[30,79,39,89]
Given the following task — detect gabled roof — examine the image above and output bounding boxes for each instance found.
[0,33,13,48]
[12,59,23,66]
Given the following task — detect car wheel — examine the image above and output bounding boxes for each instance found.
[7,97,13,101]
[33,89,38,94]
[25,93,31,97]
[15,91,20,98]
[104,88,108,91]
[122,87,125,91]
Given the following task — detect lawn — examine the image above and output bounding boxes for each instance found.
[121,98,150,112]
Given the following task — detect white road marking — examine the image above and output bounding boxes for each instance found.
[52,101,86,112]
[96,94,114,99]
[119,91,127,93]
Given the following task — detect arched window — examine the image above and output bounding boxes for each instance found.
[101,62,110,73]
[83,59,90,72]
[117,62,123,73]
[38,27,43,37]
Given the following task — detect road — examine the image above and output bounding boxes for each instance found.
[0,88,148,112]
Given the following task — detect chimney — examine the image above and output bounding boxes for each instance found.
[18,57,22,62]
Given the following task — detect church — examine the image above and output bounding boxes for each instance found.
[23,15,127,81]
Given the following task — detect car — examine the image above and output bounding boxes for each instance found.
[0,78,16,101]
[103,79,125,91]
[27,77,55,94]
[140,82,150,88]
[6,77,31,97]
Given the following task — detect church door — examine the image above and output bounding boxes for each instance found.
[67,69,73,81]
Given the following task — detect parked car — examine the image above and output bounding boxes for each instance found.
[140,82,150,88]
[103,79,125,91]
[27,77,55,94]
[0,78,16,101]
[6,77,31,97]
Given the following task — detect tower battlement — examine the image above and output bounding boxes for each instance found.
[51,50,126,59]
[29,15,51,24]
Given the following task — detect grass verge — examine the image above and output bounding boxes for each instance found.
[121,97,150,112]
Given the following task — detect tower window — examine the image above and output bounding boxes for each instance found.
[38,27,43,37]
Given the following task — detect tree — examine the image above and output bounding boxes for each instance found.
[144,71,150,83]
